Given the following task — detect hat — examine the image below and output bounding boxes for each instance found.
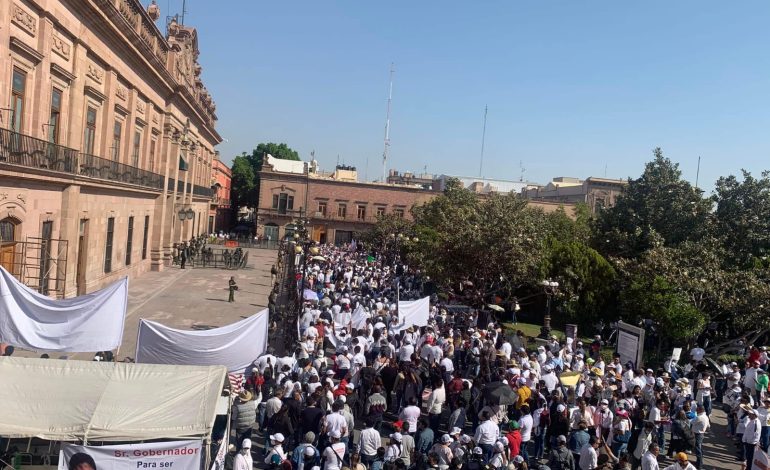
[304,446,316,457]
[677,377,690,384]
[329,429,341,439]
[557,435,567,444]
[509,420,520,430]
[390,432,403,442]
[338,395,346,403]
[741,404,757,415]
[513,456,524,464]
[316,350,325,357]
[461,435,473,444]
[346,383,355,390]
[441,434,453,444]
[586,358,595,365]
[556,404,566,413]
[676,452,689,461]
[450,427,462,436]
[600,399,609,405]
[242,438,252,449]
[616,409,629,418]
[326,370,336,375]
[494,441,505,451]
[238,390,253,402]
[270,433,285,443]
[473,447,483,455]
[392,420,404,430]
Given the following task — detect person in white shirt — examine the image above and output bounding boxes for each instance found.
[518,405,534,462]
[690,405,709,470]
[265,434,287,466]
[578,436,599,470]
[358,418,382,466]
[234,439,253,470]
[743,408,761,470]
[323,431,347,470]
[474,411,500,461]
[400,398,422,434]
[427,378,446,432]
[641,442,660,470]
[662,452,696,470]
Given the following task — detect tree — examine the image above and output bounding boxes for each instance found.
[712,170,770,268]
[593,148,712,258]
[230,155,256,209]
[542,239,616,330]
[229,143,301,210]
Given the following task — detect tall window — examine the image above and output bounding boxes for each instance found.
[11,68,26,132]
[125,216,134,265]
[84,107,97,155]
[104,217,114,273]
[317,201,327,216]
[148,139,156,172]
[132,130,141,167]
[49,88,62,144]
[376,206,386,217]
[337,203,347,218]
[274,193,294,214]
[112,121,122,161]
[142,215,149,260]
[357,205,366,220]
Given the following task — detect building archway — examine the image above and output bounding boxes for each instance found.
[0,216,21,274]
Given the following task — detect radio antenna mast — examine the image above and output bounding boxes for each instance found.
[382,63,394,182]
[479,105,488,177]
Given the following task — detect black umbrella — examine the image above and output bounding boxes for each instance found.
[482,381,517,406]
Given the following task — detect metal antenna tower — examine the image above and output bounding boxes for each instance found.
[479,105,488,177]
[382,63,395,182]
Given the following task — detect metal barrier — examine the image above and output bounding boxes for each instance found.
[171,248,249,269]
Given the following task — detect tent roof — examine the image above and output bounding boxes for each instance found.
[0,357,226,442]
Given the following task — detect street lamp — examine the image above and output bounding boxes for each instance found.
[539,279,559,338]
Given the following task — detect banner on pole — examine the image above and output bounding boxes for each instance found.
[58,440,202,470]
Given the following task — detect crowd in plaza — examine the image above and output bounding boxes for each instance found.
[222,243,768,470]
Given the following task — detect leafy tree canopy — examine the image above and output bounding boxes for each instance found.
[230,142,300,209]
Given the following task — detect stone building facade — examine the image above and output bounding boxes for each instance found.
[257,162,574,245]
[0,0,221,297]
[522,177,627,213]
[210,155,231,233]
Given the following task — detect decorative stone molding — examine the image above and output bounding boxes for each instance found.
[12,4,36,36]
[51,34,70,60]
[118,0,138,28]
[136,100,146,114]
[116,84,128,101]
[86,64,104,84]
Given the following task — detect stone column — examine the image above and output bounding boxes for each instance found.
[59,184,80,296]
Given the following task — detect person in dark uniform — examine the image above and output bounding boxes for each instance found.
[228,276,238,302]
[180,243,187,269]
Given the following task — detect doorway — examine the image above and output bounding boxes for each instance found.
[0,217,20,274]
[76,219,88,295]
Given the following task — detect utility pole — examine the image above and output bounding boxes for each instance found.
[479,105,488,178]
[382,63,394,182]
[695,156,701,189]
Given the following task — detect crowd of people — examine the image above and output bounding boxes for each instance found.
[221,243,767,470]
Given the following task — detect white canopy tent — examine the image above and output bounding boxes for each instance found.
[0,357,226,442]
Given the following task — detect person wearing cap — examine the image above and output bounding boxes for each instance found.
[756,369,769,404]
[742,407,761,470]
[322,430,346,470]
[384,432,404,463]
[548,434,574,470]
[430,434,455,469]
[291,433,320,470]
[265,433,288,466]
[661,452,695,470]
[488,440,508,469]
[234,438,253,470]
[609,409,632,457]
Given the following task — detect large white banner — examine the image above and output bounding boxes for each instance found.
[389,296,431,333]
[0,266,127,352]
[59,440,201,470]
[135,309,269,373]
[351,304,368,330]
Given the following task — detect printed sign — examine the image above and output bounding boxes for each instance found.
[59,440,201,470]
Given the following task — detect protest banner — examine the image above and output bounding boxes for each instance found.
[59,440,202,470]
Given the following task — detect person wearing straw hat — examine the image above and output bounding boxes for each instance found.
[742,406,761,470]
[231,390,256,446]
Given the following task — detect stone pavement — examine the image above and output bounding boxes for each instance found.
[701,406,741,470]
[15,247,277,361]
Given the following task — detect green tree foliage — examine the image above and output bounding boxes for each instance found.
[230,155,256,209]
[229,143,301,210]
[542,239,616,330]
[620,274,706,344]
[712,170,770,268]
[593,148,712,257]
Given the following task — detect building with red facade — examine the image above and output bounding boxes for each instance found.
[210,155,231,233]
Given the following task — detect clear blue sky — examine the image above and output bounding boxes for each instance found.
[156,1,770,191]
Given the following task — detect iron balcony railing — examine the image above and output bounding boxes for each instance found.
[0,127,166,191]
[193,184,213,197]
[0,127,77,173]
[78,152,164,190]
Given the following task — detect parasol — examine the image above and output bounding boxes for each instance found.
[487,304,505,312]
[312,255,327,262]
[482,381,517,405]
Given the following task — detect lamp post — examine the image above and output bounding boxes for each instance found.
[539,279,559,338]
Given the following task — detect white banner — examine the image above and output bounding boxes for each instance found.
[389,296,431,333]
[136,309,269,373]
[0,266,127,352]
[351,304,368,330]
[59,440,201,470]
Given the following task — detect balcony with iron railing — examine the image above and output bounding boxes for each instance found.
[0,127,167,191]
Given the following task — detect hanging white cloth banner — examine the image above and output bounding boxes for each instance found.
[389,296,431,333]
[351,304,368,330]
[135,309,269,373]
[0,266,128,352]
